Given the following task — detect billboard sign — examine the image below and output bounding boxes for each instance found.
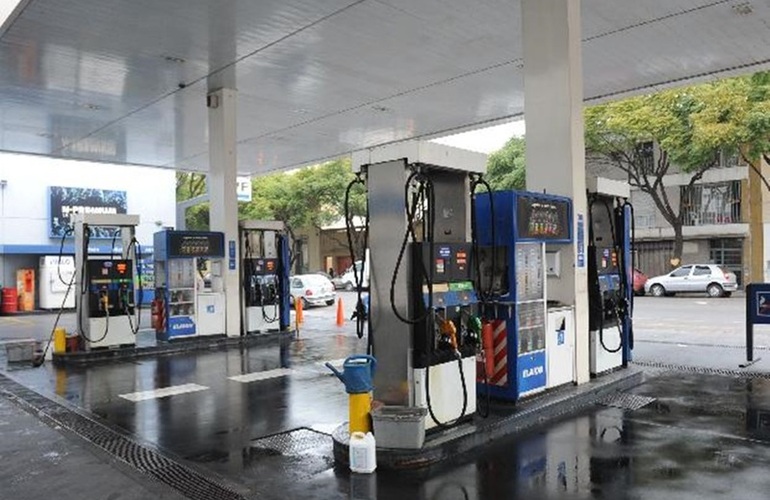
[49,186,127,238]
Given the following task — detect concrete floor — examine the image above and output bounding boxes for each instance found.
[2,294,770,499]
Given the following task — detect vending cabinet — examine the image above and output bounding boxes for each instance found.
[153,230,226,341]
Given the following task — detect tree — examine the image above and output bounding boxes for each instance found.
[176,172,209,230]
[584,79,760,267]
[486,136,526,191]
[239,158,367,267]
[686,71,770,191]
[174,160,366,256]
[176,172,206,200]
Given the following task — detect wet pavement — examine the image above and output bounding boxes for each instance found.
[3,299,770,498]
[282,373,770,500]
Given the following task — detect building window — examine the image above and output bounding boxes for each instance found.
[709,238,743,285]
[681,181,741,226]
[631,191,658,229]
[720,148,747,168]
[634,141,655,175]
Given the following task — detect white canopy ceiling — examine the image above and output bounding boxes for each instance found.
[2,0,769,174]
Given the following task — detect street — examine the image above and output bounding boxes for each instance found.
[1,291,766,372]
[2,292,770,500]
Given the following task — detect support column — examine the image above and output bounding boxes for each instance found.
[208,88,240,338]
[522,0,590,384]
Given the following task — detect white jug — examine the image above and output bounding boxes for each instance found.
[349,431,377,473]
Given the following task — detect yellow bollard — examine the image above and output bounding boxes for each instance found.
[55,369,67,396]
[349,392,373,434]
[53,327,67,354]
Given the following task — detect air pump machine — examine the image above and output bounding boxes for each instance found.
[587,177,634,375]
[474,191,573,400]
[239,220,291,334]
[153,230,226,341]
[353,141,487,431]
[73,213,142,350]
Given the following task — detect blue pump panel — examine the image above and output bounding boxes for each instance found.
[474,190,572,401]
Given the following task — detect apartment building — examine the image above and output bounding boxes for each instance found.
[588,144,770,286]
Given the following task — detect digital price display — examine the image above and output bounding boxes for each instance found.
[167,232,225,258]
[516,195,571,241]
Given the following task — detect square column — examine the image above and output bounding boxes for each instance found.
[208,88,240,338]
[522,0,590,383]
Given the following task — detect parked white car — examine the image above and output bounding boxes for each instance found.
[644,264,738,298]
[290,274,336,307]
[340,260,369,291]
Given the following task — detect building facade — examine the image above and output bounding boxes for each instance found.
[0,153,176,306]
[588,144,770,286]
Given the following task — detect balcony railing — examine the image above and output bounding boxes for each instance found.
[681,181,741,227]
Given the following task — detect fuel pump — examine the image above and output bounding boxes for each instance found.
[153,230,227,340]
[474,191,573,401]
[73,213,142,351]
[239,220,291,334]
[353,141,488,431]
[587,178,634,375]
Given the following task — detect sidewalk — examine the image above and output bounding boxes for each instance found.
[0,394,185,500]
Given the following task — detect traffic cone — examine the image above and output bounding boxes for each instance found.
[336,297,345,327]
[296,297,304,325]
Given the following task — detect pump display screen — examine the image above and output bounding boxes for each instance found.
[516,195,571,241]
[166,232,225,258]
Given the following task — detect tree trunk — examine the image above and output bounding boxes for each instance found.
[671,222,684,269]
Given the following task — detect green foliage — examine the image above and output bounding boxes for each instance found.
[177,158,365,234]
[176,172,206,201]
[586,88,719,173]
[486,136,526,190]
[240,158,365,235]
[176,172,209,230]
[584,72,770,264]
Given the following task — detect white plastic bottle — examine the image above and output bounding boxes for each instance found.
[349,431,377,473]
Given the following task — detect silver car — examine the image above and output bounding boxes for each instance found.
[290,274,337,308]
[644,264,738,298]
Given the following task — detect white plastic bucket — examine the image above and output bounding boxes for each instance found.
[349,431,377,473]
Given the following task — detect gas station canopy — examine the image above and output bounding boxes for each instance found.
[2,0,770,174]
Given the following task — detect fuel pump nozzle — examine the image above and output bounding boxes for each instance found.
[99,290,109,312]
[437,315,460,357]
[467,314,482,344]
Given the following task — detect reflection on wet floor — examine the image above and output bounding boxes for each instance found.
[282,374,770,500]
[7,331,770,499]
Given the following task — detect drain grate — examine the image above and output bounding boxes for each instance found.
[599,392,656,411]
[632,360,770,379]
[0,374,245,500]
[250,427,331,457]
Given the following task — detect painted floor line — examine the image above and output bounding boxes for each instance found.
[228,368,293,383]
[119,383,209,402]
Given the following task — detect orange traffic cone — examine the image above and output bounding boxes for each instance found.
[336,297,345,327]
[295,297,304,325]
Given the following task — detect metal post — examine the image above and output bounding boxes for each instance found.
[741,283,762,368]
